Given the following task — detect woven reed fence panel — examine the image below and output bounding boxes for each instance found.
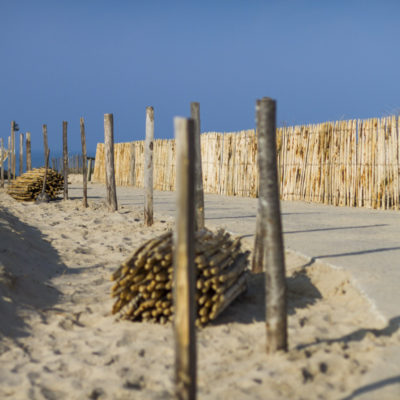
[92,117,400,210]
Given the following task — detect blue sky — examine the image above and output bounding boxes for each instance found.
[1,0,400,156]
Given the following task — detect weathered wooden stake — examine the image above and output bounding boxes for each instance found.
[190,102,205,231]
[252,217,266,273]
[256,97,287,353]
[26,132,32,171]
[42,124,49,165]
[63,121,69,200]
[80,117,88,208]
[19,133,24,176]
[252,98,267,274]
[144,106,154,226]
[7,137,11,185]
[104,113,118,211]
[0,138,4,188]
[36,148,50,203]
[11,121,15,180]
[88,158,93,181]
[173,117,197,400]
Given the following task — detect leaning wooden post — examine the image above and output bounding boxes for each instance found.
[144,106,154,226]
[7,137,11,185]
[104,113,118,211]
[42,124,48,165]
[11,121,15,180]
[63,121,69,200]
[80,117,88,208]
[19,133,24,176]
[190,102,205,231]
[0,138,4,188]
[256,97,287,353]
[173,117,197,400]
[26,132,32,171]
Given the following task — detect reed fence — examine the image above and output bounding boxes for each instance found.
[92,115,400,210]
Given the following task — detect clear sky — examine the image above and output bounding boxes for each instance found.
[1,0,400,156]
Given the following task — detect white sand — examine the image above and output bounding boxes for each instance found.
[0,180,399,400]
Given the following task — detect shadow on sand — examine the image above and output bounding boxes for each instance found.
[211,270,322,326]
[0,206,68,338]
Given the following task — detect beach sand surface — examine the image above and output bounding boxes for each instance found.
[0,179,399,399]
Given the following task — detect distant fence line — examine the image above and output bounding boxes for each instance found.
[52,154,95,175]
[92,115,400,210]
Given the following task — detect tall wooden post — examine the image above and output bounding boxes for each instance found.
[256,97,287,353]
[42,124,48,166]
[26,132,32,171]
[19,133,24,176]
[7,137,11,185]
[0,138,4,188]
[144,106,154,226]
[88,158,93,181]
[190,102,205,231]
[173,117,197,400]
[80,117,88,208]
[252,96,266,274]
[11,121,15,180]
[63,121,69,200]
[104,113,118,211]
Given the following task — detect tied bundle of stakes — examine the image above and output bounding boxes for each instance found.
[111,229,250,327]
[7,168,64,201]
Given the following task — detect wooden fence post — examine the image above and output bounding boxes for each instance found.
[256,97,287,353]
[104,113,118,211]
[0,138,4,188]
[253,102,266,274]
[7,137,11,184]
[173,117,197,400]
[11,121,15,180]
[88,158,93,181]
[80,117,88,208]
[63,121,69,200]
[19,133,24,176]
[252,218,266,273]
[26,132,32,171]
[42,124,48,165]
[190,102,205,231]
[144,106,154,226]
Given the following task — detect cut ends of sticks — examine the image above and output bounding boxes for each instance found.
[110,228,250,327]
[7,167,64,202]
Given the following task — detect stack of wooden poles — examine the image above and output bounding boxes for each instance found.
[111,229,250,326]
[7,168,64,201]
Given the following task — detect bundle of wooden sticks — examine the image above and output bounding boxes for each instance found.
[7,168,64,201]
[111,229,250,326]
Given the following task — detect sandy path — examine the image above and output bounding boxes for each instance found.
[0,182,399,399]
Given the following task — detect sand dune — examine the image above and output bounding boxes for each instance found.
[0,181,399,399]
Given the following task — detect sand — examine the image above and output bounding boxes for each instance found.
[0,178,399,400]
